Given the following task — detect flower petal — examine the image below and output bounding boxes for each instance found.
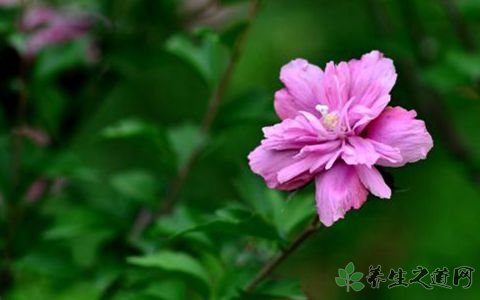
[341,136,380,167]
[274,59,324,119]
[315,163,368,226]
[365,106,433,167]
[347,51,396,128]
[320,61,351,111]
[355,165,391,198]
[248,146,313,191]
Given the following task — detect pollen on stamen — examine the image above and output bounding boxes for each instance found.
[323,113,339,131]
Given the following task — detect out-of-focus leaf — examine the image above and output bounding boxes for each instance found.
[167,123,205,168]
[110,170,157,204]
[270,191,315,238]
[0,10,17,33]
[43,152,98,181]
[216,91,276,128]
[127,251,211,297]
[446,51,480,79]
[33,38,92,80]
[71,230,115,267]
[153,206,214,251]
[99,118,175,166]
[166,30,229,88]
[99,118,157,139]
[423,50,480,95]
[142,279,186,300]
[171,207,282,242]
[34,85,67,133]
[42,201,115,267]
[239,279,307,300]
[234,172,315,239]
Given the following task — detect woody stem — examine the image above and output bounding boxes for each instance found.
[244,217,320,292]
[128,0,262,240]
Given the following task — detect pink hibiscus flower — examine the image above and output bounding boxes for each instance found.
[20,6,93,58]
[248,51,433,227]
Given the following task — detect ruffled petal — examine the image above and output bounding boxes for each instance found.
[248,146,314,191]
[319,61,351,111]
[249,113,340,191]
[365,106,433,167]
[341,136,380,167]
[355,165,391,198]
[315,162,368,226]
[274,59,324,119]
[346,51,397,129]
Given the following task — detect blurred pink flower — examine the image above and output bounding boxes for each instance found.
[0,0,17,8]
[13,126,50,146]
[25,177,48,203]
[20,6,93,58]
[248,51,433,227]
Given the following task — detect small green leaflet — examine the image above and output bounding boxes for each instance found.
[335,262,365,292]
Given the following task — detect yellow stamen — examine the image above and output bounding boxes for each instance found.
[323,113,339,131]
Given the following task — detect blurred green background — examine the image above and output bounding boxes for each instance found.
[0,0,480,299]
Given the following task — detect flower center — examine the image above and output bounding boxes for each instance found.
[323,113,339,130]
[315,104,339,131]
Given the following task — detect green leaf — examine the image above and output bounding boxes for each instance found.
[337,268,347,279]
[253,279,308,300]
[127,251,210,297]
[33,38,91,80]
[142,279,186,300]
[33,85,66,133]
[345,262,355,275]
[446,51,480,79]
[335,277,347,287]
[234,173,314,239]
[350,271,364,282]
[110,170,157,204]
[351,281,365,292]
[43,152,97,181]
[99,119,156,139]
[166,31,229,88]
[71,230,115,267]
[167,123,206,168]
[217,91,276,128]
[275,194,315,238]
[170,207,282,242]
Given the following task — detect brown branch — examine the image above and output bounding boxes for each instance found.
[244,217,320,293]
[128,0,261,240]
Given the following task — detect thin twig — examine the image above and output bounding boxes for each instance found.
[200,0,260,134]
[128,0,261,240]
[244,217,320,293]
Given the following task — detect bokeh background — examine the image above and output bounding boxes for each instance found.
[0,0,479,299]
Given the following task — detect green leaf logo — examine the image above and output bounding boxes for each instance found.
[335,262,365,292]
